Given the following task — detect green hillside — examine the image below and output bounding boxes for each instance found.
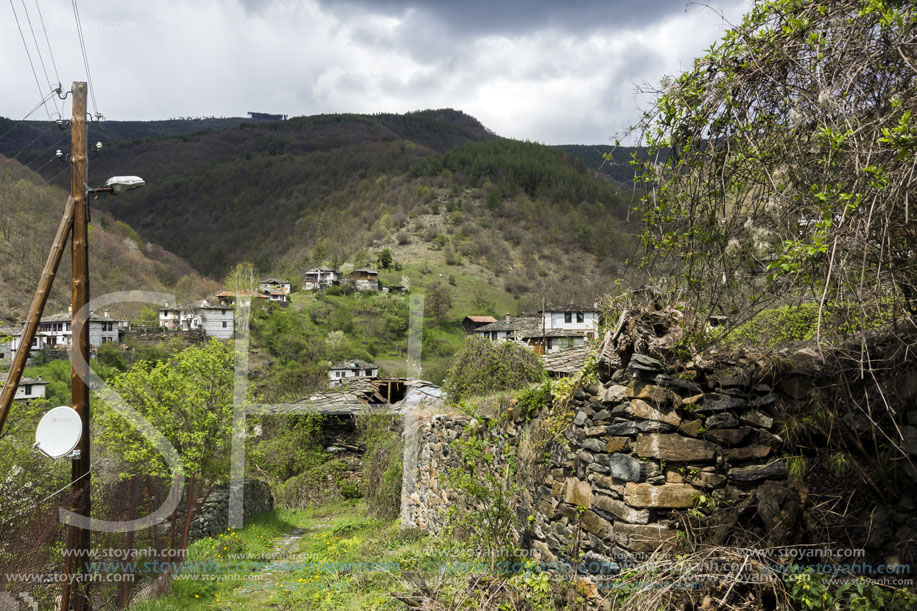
[19,110,636,306]
[0,155,217,323]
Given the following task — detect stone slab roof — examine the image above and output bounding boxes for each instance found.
[541,346,591,375]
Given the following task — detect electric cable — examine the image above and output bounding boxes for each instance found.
[33,0,62,92]
[71,0,100,118]
[19,0,62,118]
[8,0,54,122]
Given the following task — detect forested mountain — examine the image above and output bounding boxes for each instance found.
[555,144,670,187]
[0,156,217,323]
[0,116,275,156]
[8,109,637,305]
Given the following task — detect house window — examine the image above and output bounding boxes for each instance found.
[564,313,572,324]
[222,321,228,328]
[576,312,584,323]
[221,309,227,316]
[24,385,32,396]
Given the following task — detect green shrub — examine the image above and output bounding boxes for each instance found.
[357,415,403,518]
[443,337,546,403]
[788,568,917,611]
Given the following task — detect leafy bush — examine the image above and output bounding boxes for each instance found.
[788,568,917,611]
[357,415,403,518]
[445,419,520,572]
[276,458,354,510]
[443,337,545,403]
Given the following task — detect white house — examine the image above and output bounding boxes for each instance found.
[328,360,379,387]
[35,311,124,348]
[5,311,126,360]
[3,327,50,361]
[259,278,292,295]
[303,268,341,291]
[0,373,47,401]
[199,305,234,340]
[158,303,202,331]
[541,305,600,339]
[473,305,600,354]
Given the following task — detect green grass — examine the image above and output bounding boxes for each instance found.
[128,500,481,611]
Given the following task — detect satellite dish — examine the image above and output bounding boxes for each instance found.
[34,406,82,458]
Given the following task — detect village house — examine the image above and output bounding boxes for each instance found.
[0,326,48,362]
[157,300,235,340]
[215,291,268,306]
[6,310,127,360]
[473,305,600,354]
[461,315,497,334]
[474,315,537,342]
[328,359,379,387]
[199,305,234,340]
[350,267,379,291]
[303,268,341,291]
[258,278,292,295]
[158,303,201,331]
[261,289,288,303]
[0,373,47,401]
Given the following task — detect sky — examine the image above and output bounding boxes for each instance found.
[2,0,750,144]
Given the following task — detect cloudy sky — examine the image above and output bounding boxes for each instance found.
[2,0,750,144]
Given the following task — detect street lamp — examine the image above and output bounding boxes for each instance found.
[89,175,145,196]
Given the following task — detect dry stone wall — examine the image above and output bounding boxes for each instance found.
[189,479,274,542]
[402,353,794,567]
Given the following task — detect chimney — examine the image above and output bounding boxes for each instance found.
[103,309,110,318]
[505,313,511,323]
[68,305,72,314]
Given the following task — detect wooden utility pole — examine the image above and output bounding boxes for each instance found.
[62,80,91,611]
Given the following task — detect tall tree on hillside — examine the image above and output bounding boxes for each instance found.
[224,261,257,295]
[427,281,453,321]
[630,0,916,347]
[377,248,393,270]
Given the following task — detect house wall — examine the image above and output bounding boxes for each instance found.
[353,278,379,291]
[546,336,585,353]
[546,311,599,332]
[159,310,181,329]
[328,367,379,385]
[90,321,120,346]
[304,271,340,290]
[201,308,234,340]
[476,330,510,341]
[14,382,46,401]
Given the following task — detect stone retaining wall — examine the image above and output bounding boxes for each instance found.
[402,353,796,565]
[189,479,274,542]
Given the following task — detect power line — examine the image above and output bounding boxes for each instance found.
[33,0,62,90]
[19,0,62,118]
[0,89,58,144]
[71,0,100,118]
[8,0,54,122]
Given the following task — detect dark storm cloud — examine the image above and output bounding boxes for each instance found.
[244,0,696,34]
[3,0,752,144]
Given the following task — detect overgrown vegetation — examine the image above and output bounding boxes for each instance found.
[357,414,404,519]
[629,0,917,348]
[443,336,546,404]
